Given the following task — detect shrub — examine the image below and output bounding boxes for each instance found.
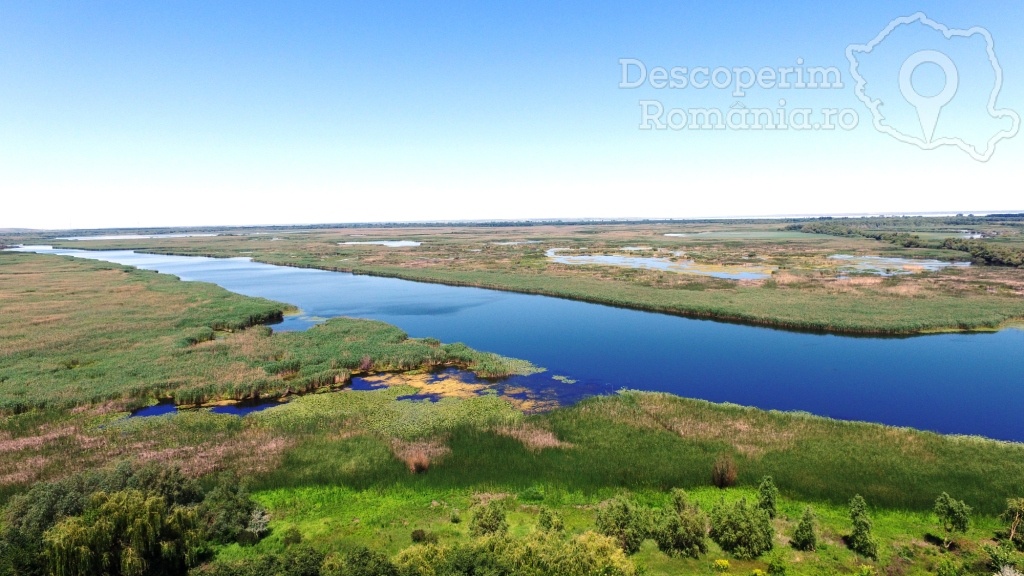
[935,493,971,549]
[652,490,708,559]
[393,531,639,576]
[791,507,817,552]
[283,546,326,576]
[282,526,303,547]
[543,531,639,576]
[127,462,203,506]
[935,558,962,576]
[322,547,398,576]
[848,495,878,559]
[410,529,433,543]
[596,495,651,554]
[538,507,565,532]
[985,542,1017,571]
[192,547,325,576]
[199,476,259,544]
[521,485,545,502]
[709,498,774,560]
[713,456,738,488]
[1002,498,1024,551]
[713,558,731,572]
[757,476,780,519]
[470,501,508,537]
[767,551,788,576]
[247,508,271,540]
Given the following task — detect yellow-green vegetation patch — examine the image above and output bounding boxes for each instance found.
[252,385,522,440]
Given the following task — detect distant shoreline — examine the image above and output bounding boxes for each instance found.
[4,211,1024,235]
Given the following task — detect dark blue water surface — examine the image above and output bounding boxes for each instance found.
[130,402,179,417]
[12,247,1024,441]
[129,399,283,417]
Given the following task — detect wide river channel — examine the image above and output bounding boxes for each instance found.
[12,246,1024,442]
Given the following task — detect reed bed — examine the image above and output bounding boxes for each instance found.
[0,252,538,411]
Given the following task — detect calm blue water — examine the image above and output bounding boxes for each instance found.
[130,402,179,417]
[12,247,1024,441]
[129,398,283,417]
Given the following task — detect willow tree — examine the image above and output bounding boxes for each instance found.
[43,490,203,576]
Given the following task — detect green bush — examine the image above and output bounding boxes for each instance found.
[934,492,971,548]
[469,500,508,537]
[410,529,437,544]
[984,542,1017,571]
[709,498,774,560]
[520,485,545,502]
[595,495,651,554]
[393,531,638,576]
[848,495,878,559]
[791,507,817,552]
[195,546,324,576]
[651,489,708,559]
[767,551,788,576]
[322,547,398,576]
[935,558,962,576]
[282,527,303,547]
[757,476,780,519]
[538,507,564,532]
[1003,498,1024,551]
[198,475,260,545]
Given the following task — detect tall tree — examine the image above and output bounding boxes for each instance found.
[43,490,203,576]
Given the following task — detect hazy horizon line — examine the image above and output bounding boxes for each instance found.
[3,209,1023,234]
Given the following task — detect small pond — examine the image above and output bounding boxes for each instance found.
[340,241,422,247]
[546,249,773,280]
[829,255,971,276]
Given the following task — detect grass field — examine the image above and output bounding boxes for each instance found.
[2,244,1024,575]
[17,216,1024,335]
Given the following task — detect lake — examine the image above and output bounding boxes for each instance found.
[9,246,1024,441]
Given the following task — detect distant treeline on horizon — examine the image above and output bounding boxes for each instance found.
[5,213,1024,238]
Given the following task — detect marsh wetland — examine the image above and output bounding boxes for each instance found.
[3,216,1024,576]
[10,244,1024,441]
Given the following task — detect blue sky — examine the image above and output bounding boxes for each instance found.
[1,1,1021,229]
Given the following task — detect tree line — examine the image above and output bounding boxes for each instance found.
[4,464,1024,576]
[787,223,1024,268]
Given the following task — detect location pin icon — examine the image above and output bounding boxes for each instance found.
[899,50,959,143]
